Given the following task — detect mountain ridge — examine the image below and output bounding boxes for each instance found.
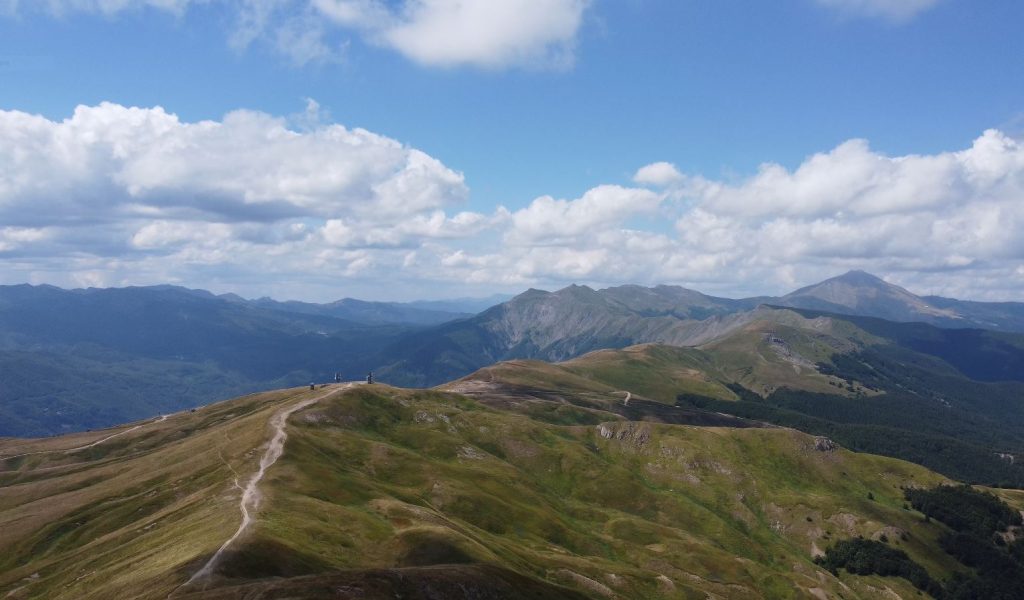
[376,271,1024,387]
[0,381,975,599]
[3,272,1024,436]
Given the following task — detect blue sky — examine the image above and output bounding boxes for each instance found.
[1,0,1023,301]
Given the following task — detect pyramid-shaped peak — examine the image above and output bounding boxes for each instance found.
[834,270,887,285]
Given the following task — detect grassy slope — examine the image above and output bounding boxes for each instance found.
[699,325,858,398]
[0,387,319,600]
[237,385,960,599]
[0,382,970,599]
[455,318,861,408]
[561,345,740,403]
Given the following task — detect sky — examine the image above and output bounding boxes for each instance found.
[0,0,1023,302]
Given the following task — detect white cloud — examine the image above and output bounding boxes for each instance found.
[0,102,467,227]
[661,129,1024,296]
[634,162,684,187]
[374,0,589,69]
[0,227,49,252]
[507,185,664,244]
[17,0,591,69]
[2,102,1024,302]
[130,221,234,249]
[813,0,941,22]
[414,129,1024,301]
[0,102,491,298]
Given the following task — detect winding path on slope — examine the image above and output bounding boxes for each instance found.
[181,384,350,590]
[0,414,169,462]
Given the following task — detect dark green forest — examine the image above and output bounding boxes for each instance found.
[677,343,1024,487]
[818,486,1024,599]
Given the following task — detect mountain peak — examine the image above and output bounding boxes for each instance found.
[833,270,887,287]
[786,271,892,299]
[780,271,962,323]
[554,284,598,297]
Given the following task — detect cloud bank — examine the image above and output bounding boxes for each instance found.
[2,102,1023,301]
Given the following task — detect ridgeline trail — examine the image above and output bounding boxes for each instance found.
[0,414,169,462]
[178,383,352,592]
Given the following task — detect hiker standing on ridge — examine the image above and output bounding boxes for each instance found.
[366,372,373,384]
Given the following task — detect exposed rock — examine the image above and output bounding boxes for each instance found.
[828,512,859,535]
[595,422,651,449]
[457,446,487,461]
[814,437,838,452]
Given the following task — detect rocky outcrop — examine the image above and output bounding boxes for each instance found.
[814,437,838,452]
[596,423,651,450]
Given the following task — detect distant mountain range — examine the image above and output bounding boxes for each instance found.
[1,272,1022,436]
[376,270,1024,386]
[0,284,502,436]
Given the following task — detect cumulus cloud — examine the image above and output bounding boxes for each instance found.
[812,0,941,22]
[0,102,467,227]
[665,129,1024,296]
[2,101,1024,302]
[371,0,588,69]
[634,162,684,187]
[15,0,591,69]
[507,185,663,244]
[0,102,495,297]
[423,129,1024,301]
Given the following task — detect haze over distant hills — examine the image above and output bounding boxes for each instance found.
[2,271,1023,437]
[0,284,496,436]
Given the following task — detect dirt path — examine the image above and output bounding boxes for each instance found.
[181,384,349,589]
[0,414,168,461]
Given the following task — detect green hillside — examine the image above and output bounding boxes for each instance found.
[450,307,1024,488]
[0,381,995,599]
